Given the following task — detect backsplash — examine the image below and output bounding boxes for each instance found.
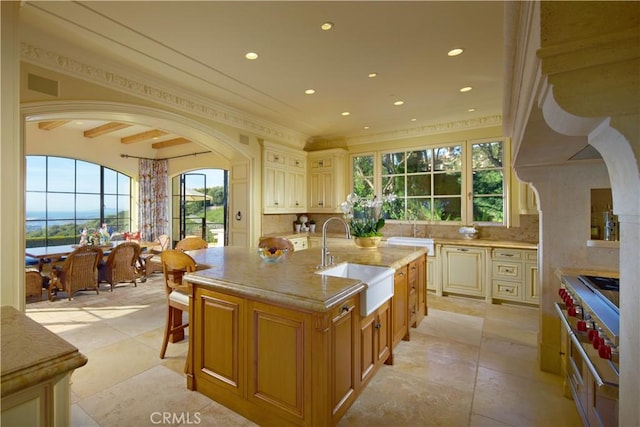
[262,214,539,243]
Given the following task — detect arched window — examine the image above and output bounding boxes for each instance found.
[25,156,132,247]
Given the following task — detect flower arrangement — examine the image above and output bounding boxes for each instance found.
[341,193,397,238]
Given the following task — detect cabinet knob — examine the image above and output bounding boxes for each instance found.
[457,248,469,252]
[374,323,382,330]
[341,305,350,313]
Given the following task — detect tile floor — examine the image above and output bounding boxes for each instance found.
[26,275,582,427]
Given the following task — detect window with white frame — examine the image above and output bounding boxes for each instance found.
[351,138,506,225]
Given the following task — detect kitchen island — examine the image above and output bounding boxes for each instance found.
[184,245,427,427]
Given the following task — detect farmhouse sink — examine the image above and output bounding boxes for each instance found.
[317,263,395,317]
[386,236,435,256]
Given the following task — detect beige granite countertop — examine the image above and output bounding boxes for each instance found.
[264,232,538,251]
[555,267,619,280]
[184,245,426,313]
[1,306,87,397]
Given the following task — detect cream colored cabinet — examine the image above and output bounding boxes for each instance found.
[491,248,539,305]
[289,236,308,251]
[426,256,437,292]
[524,251,539,304]
[441,245,488,299]
[263,142,306,213]
[307,149,347,213]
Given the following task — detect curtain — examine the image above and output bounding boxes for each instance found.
[139,158,168,242]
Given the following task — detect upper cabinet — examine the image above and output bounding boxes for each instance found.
[307,149,347,213]
[262,142,307,214]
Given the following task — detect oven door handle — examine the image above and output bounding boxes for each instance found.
[554,302,607,388]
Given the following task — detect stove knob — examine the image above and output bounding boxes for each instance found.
[593,336,604,350]
[568,306,577,317]
[599,344,612,360]
[564,296,573,308]
[577,320,587,331]
[558,288,566,298]
[588,329,598,342]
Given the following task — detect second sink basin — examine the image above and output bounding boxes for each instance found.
[386,236,435,256]
[317,263,395,317]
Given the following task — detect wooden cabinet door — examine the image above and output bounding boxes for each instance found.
[193,287,245,396]
[330,298,357,420]
[392,266,408,347]
[247,301,311,424]
[442,246,486,297]
[359,300,391,387]
[415,255,426,323]
[407,259,418,328]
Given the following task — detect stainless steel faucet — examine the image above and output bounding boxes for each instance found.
[320,217,351,268]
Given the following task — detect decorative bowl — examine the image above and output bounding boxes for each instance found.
[258,247,288,263]
[458,226,478,239]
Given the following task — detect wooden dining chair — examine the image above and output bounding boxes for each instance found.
[175,236,209,251]
[49,246,103,301]
[160,249,196,371]
[98,241,142,291]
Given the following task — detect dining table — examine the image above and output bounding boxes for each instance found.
[25,244,114,271]
[25,241,157,271]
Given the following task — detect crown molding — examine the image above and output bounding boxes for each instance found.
[315,115,503,147]
[20,42,309,148]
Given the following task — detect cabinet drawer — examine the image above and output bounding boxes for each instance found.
[492,248,523,261]
[265,150,286,166]
[492,260,523,281]
[310,157,333,169]
[492,280,522,300]
[288,156,305,170]
[290,237,308,251]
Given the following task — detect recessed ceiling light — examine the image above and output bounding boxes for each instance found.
[393,100,404,106]
[363,126,370,130]
[321,22,333,31]
[448,48,464,57]
[341,111,350,116]
[459,86,473,92]
[467,108,476,112]
[368,72,377,78]
[305,89,316,95]
[245,52,258,60]
[410,118,417,122]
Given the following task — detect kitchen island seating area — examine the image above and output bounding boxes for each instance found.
[159,249,196,370]
[23,268,581,427]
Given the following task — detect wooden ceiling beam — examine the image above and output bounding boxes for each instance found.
[38,120,70,130]
[84,122,132,138]
[152,137,191,149]
[121,129,168,144]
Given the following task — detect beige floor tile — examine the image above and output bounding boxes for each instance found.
[469,413,512,426]
[472,366,582,427]
[70,338,161,399]
[420,308,484,347]
[428,294,488,317]
[70,403,100,427]
[58,322,129,354]
[76,365,212,427]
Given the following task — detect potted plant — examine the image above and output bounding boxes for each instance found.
[309,219,316,233]
[294,220,302,233]
[341,193,397,248]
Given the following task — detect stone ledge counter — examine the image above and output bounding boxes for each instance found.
[1,305,87,425]
[183,245,426,427]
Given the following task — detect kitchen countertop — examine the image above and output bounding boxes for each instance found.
[184,245,427,313]
[264,231,538,251]
[1,306,88,397]
[555,267,619,280]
